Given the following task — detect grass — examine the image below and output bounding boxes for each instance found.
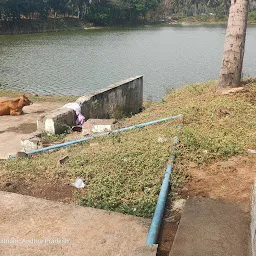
[0,80,255,218]
[40,132,68,144]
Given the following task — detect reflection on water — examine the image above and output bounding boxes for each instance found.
[0,25,256,100]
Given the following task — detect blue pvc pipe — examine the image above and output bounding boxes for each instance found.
[9,114,182,158]
[146,135,180,246]
[146,156,174,246]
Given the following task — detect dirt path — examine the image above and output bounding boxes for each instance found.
[0,97,64,159]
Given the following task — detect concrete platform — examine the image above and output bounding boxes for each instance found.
[170,197,250,256]
[0,191,156,256]
[0,97,64,159]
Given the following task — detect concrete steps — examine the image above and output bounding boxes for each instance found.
[170,197,250,256]
[0,191,157,256]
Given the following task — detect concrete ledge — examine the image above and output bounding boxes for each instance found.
[82,119,117,136]
[37,76,143,134]
[76,76,143,119]
[37,108,76,134]
[170,197,250,256]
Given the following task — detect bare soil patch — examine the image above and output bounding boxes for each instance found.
[6,123,37,134]
[182,155,256,206]
[157,198,182,256]
[0,178,74,203]
[157,221,179,256]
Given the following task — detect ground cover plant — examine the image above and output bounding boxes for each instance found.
[0,80,255,218]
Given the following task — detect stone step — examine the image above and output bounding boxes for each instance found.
[0,191,156,256]
[170,197,250,256]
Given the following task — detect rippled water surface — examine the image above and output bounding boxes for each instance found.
[1,25,256,100]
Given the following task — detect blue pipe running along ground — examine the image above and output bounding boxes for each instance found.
[146,143,176,245]
[146,118,183,246]
[9,114,182,158]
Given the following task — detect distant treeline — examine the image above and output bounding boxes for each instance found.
[171,0,255,18]
[0,0,256,25]
[0,0,162,25]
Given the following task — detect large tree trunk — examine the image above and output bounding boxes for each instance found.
[218,0,249,88]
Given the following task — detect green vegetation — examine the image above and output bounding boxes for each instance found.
[0,80,255,217]
[170,0,230,18]
[249,10,256,22]
[1,0,256,27]
[0,0,162,25]
[40,132,68,144]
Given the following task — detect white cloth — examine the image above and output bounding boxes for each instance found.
[63,103,85,126]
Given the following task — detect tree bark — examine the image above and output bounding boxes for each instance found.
[218,0,249,88]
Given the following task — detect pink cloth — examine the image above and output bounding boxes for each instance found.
[63,103,85,126]
[76,113,85,126]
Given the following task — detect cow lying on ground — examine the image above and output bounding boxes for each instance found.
[0,95,33,116]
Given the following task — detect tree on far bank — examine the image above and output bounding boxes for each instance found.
[218,0,249,88]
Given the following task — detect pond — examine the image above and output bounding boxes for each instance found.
[0,25,256,100]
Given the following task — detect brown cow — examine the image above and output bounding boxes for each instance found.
[0,95,33,116]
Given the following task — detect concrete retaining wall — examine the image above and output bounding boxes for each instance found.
[76,76,143,119]
[251,179,256,256]
[37,108,76,134]
[37,76,143,134]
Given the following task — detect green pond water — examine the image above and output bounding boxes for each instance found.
[1,25,256,100]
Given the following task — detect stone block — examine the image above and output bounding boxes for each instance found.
[21,136,41,152]
[37,108,76,134]
[82,119,116,136]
